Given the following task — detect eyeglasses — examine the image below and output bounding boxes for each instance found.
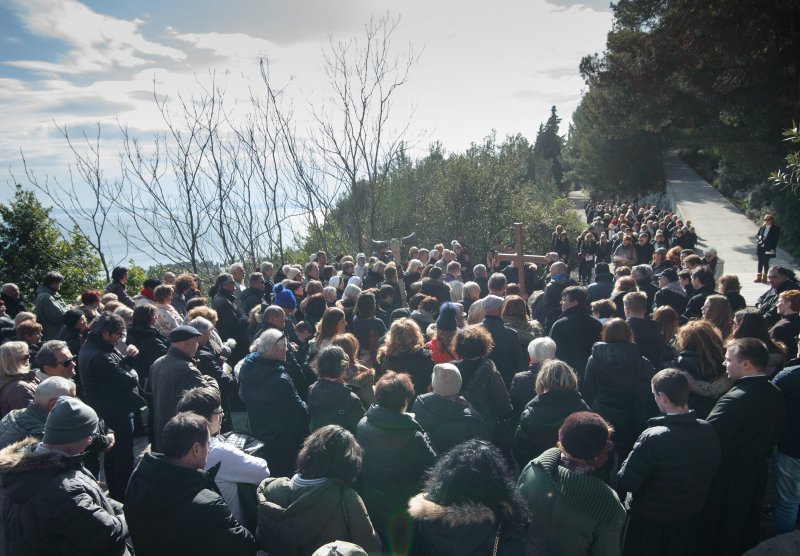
[57,356,77,367]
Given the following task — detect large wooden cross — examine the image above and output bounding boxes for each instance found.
[495,223,550,296]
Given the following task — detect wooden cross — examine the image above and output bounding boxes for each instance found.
[495,223,550,296]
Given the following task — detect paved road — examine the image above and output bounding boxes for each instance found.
[663,157,798,305]
[568,160,798,306]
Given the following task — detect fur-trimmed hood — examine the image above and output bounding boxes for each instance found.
[0,437,63,474]
[408,493,496,527]
[678,369,733,398]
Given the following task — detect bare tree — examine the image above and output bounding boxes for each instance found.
[115,79,227,276]
[17,124,128,281]
[309,13,419,251]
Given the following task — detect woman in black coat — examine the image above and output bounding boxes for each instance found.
[408,440,529,555]
[582,318,657,464]
[513,360,590,466]
[375,318,435,395]
[755,214,780,282]
[308,346,365,434]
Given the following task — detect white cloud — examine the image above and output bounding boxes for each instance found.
[4,0,186,74]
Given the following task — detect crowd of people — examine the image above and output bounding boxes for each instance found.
[0,198,798,555]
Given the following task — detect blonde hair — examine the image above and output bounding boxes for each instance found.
[535,360,578,395]
[188,306,218,325]
[377,318,424,362]
[13,312,36,327]
[0,341,30,377]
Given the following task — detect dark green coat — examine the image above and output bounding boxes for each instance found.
[517,448,626,556]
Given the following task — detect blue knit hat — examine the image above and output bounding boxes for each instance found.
[436,302,458,332]
[273,283,297,309]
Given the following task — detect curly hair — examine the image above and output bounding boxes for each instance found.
[421,439,530,529]
[453,325,494,359]
[377,318,424,362]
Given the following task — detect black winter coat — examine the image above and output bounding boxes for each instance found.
[774,365,800,458]
[653,286,688,315]
[124,452,258,555]
[550,307,603,379]
[212,291,249,356]
[699,376,786,555]
[509,364,539,423]
[238,353,309,478]
[78,332,146,420]
[307,379,365,434]
[419,278,451,305]
[583,342,657,454]
[482,316,527,388]
[683,286,717,321]
[586,273,614,303]
[125,324,169,387]
[239,287,266,317]
[411,393,489,454]
[408,494,526,556]
[356,406,436,540]
[376,347,435,396]
[627,317,665,370]
[617,412,720,522]
[771,313,800,360]
[0,438,131,556]
[56,325,83,363]
[513,389,590,466]
[757,278,800,327]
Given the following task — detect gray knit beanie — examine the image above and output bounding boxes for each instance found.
[43,396,98,445]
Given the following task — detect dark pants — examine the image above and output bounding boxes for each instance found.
[104,412,134,502]
[623,512,695,556]
[757,249,772,274]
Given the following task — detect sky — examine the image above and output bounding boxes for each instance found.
[0,0,614,205]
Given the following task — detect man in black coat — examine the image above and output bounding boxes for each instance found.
[0,397,132,555]
[78,313,146,501]
[549,286,602,379]
[0,283,29,318]
[652,268,687,316]
[124,412,258,555]
[618,369,720,556]
[480,295,527,388]
[632,265,658,313]
[533,262,576,333]
[586,263,614,303]
[418,266,451,305]
[624,291,665,370]
[683,267,717,321]
[699,338,786,555]
[758,266,800,327]
[212,273,250,363]
[240,272,268,316]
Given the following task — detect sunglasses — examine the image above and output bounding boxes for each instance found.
[57,356,77,367]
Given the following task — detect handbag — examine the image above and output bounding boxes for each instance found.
[218,431,266,458]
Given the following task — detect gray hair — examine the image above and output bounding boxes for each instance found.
[14,312,36,327]
[323,286,337,302]
[473,264,488,279]
[188,316,214,334]
[528,336,557,363]
[228,262,245,274]
[446,260,461,273]
[34,376,75,406]
[250,328,286,355]
[406,259,423,273]
[462,281,481,301]
[633,264,654,279]
[259,261,273,274]
[35,340,69,369]
[248,272,264,285]
[262,305,285,322]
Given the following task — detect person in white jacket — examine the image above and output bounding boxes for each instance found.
[177,386,270,527]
